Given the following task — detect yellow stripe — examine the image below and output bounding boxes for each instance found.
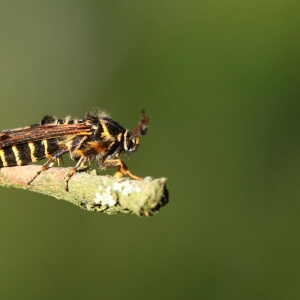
[12,146,22,166]
[117,133,123,142]
[43,140,50,158]
[0,149,8,166]
[123,130,129,151]
[28,142,38,162]
[100,120,111,138]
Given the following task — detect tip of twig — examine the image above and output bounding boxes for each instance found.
[0,165,169,216]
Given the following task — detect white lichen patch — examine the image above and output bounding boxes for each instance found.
[112,181,142,196]
[94,185,117,207]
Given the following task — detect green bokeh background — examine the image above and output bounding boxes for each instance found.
[0,1,299,299]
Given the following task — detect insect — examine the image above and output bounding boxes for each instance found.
[0,110,149,190]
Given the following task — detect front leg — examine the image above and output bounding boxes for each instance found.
[100,158,142,180]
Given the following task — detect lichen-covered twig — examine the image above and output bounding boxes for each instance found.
[0,165,169,216]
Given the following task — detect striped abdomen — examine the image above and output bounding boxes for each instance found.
[0,139,59,167]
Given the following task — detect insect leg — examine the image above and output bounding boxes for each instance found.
[64,155,86,191]
[100,158,142,180]
[28,148,68,185]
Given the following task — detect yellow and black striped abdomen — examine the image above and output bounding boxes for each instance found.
[0,139,60,167]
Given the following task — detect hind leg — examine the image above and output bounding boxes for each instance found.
[28,148,68,185]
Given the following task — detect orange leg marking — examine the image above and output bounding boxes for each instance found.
[102,159,142,180]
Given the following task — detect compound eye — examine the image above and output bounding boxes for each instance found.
[126,137,139,153]
[126,139,134,150]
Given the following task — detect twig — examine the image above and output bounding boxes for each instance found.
[0,165,169,216]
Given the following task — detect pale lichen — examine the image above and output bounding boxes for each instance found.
[112,181,142,196]
[94,185,117,207]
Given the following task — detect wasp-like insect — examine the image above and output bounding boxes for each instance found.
[0,110,149,190]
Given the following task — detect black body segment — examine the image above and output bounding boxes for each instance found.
[32,141,46,161]
[44,139,60,158]
[13,143,32,165]
[0,147,16,167]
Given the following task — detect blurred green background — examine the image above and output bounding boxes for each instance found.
[0,1,299,299]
